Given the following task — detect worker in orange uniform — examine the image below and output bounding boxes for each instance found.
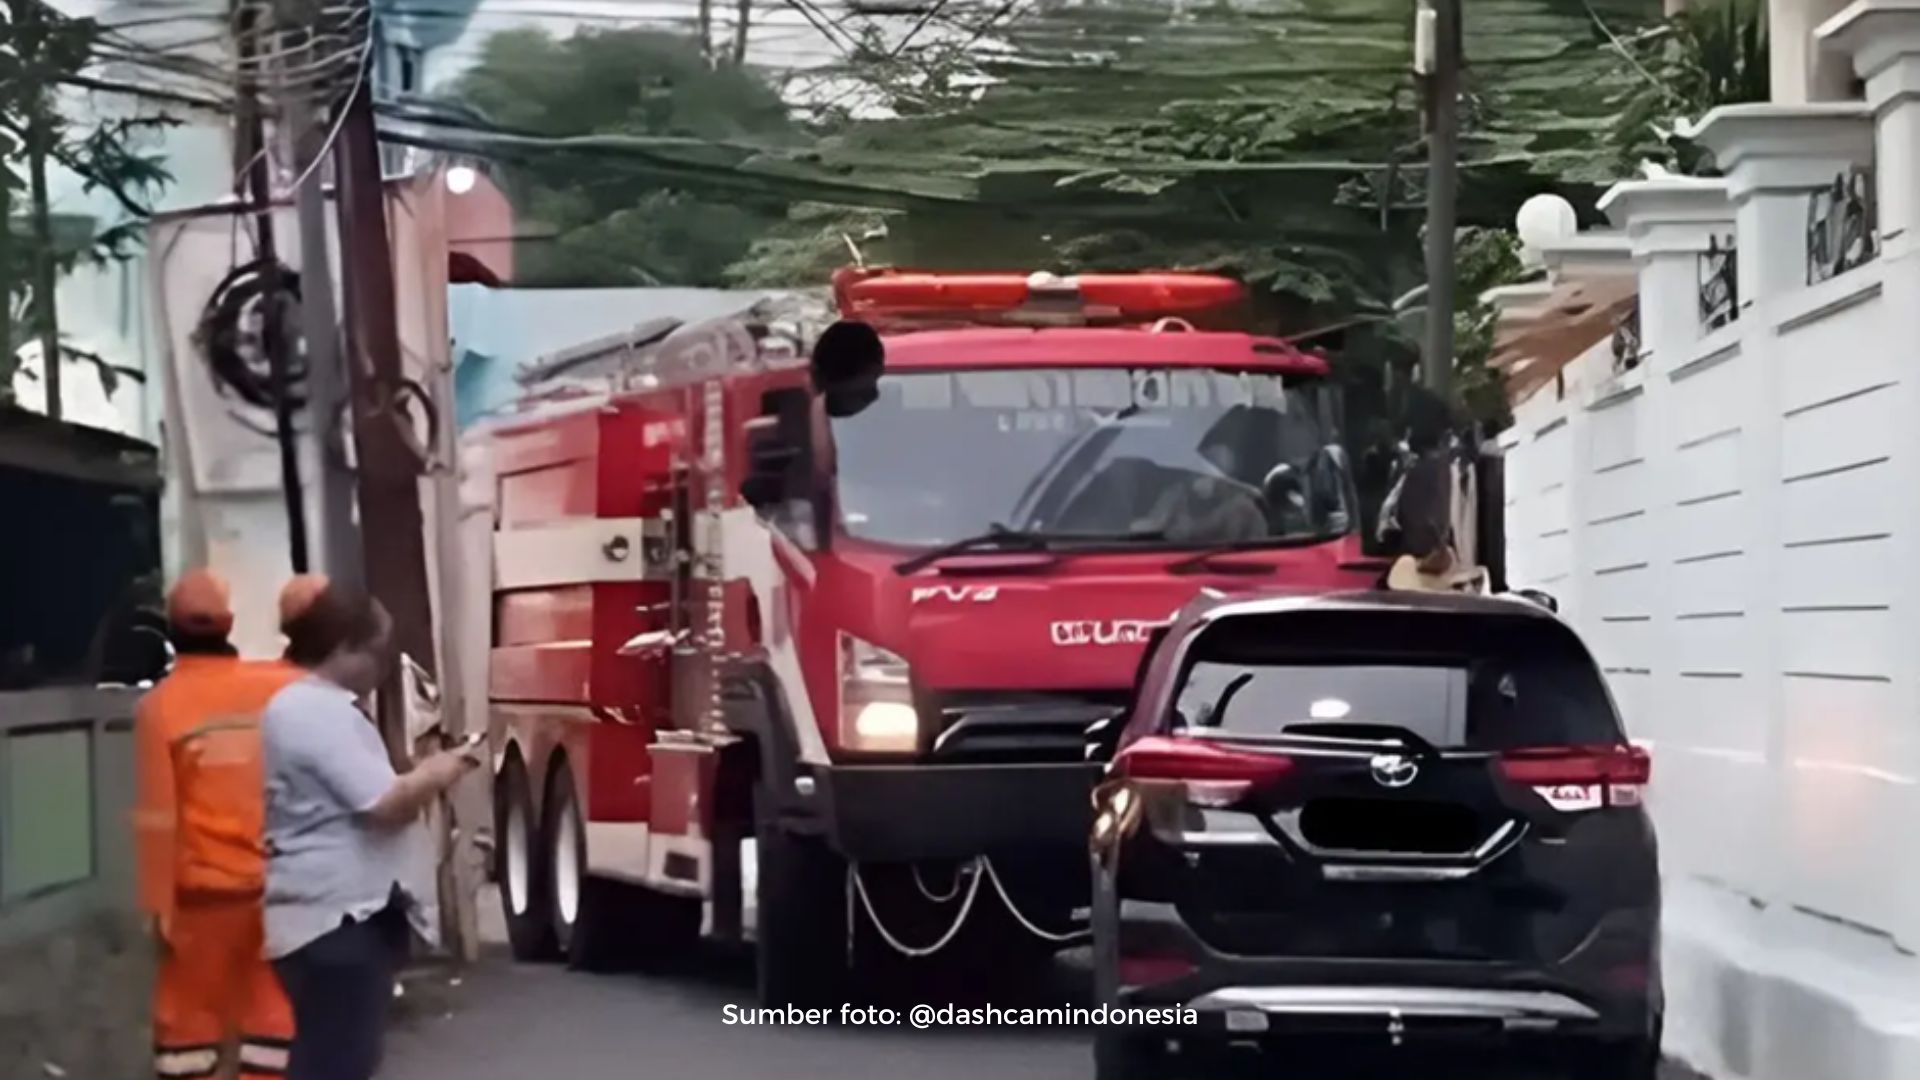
[133,569,306,1080]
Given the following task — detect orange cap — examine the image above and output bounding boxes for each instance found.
[279,573,331,631]
[167,569,234,638]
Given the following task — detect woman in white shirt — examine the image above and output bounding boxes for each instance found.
[262,588,477,1080]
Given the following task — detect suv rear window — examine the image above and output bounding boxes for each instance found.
[1178,663,1466,745]
[1172,609,1623,751]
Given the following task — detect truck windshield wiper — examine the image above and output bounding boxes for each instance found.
[1165,533,1338,574]
[892,526,1167,575]
[893,523,1046,575]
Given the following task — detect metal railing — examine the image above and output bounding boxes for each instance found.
[1612,299,1642,373]
[1699,235,1739,331]
[1807,167,1879,285]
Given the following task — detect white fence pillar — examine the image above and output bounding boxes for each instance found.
[1598,179,1735,363]
[1594,180,1737,772]
[1820,0,1920,248]
[1685,104,1875,308]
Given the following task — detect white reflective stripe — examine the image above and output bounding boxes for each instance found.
[238,1042,291,1073]
[720,507,827,764]
[493,517,658,589]
[154,1047,220,1078]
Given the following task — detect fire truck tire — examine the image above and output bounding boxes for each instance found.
[495,755,558,962]
[543,763,620,972]
[754,813,849,1008]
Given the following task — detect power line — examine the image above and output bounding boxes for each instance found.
[282,36,374,198]
[59,72,234,112]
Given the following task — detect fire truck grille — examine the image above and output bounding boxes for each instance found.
[924,692,1128,764]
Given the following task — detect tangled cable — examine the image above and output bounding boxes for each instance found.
[193,257,306,413]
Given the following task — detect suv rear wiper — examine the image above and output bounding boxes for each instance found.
[1277,721,1442,759]
[892,526,1167,575]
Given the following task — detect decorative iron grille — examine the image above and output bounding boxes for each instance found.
[1699,236,1738,330]
[1807,168,1878,285]
[1611,299,1642,373]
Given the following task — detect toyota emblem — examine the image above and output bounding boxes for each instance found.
[1370,753,1419,789]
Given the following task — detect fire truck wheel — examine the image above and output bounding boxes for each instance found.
[496,755,558,962]
[754,813,849,1008]
[543,762,620,972]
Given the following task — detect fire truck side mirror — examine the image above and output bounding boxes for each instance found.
[811,320,884,419]
[741,390,814,514]
[741,427,802,510]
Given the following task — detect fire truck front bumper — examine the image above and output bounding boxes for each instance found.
[811,762,1102,862]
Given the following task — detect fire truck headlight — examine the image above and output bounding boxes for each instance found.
[841,634,919,753]
[850,701,919,753]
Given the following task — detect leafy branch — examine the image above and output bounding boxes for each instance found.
[0,0,174,414]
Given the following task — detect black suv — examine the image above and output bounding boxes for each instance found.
[1089,590,1660,1079]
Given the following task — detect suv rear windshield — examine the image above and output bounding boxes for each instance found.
[1172,610,1622,751]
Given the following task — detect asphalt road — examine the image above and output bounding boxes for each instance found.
[386,951,1091,1080]
[384,945,1701,1080]
[381,885,1703,1079]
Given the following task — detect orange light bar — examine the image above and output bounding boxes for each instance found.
[833,268,1247,324]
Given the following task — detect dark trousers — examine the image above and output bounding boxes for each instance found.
[271,898,408,1080]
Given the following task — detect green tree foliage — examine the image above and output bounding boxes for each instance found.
[1607,0,1769,174]
[453,27,799,286]
[0,0,173,407]
[721,0,1665,429]
[449,2,1664,428]
[722,201,894,287]
[1451,226,1526,431]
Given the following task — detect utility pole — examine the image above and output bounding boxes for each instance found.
[334,84,438,749]
[1420,0,1461,398]
[236,3,311,572]
[27,104,57,421]
[21,0,59,421]
[283,0,475,961]
[732,0,752,64]
[272,4,363,590]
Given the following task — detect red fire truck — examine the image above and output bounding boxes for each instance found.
[472,269,1393,1004]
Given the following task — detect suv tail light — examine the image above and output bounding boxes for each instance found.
[1498,744,1651,810]
[1115,736,1294,807]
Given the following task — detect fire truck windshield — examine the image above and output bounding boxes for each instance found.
[831,366,1353,550]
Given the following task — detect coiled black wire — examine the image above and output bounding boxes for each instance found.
[194,257,306,412]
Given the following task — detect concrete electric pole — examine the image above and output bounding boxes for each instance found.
[235,2,310,572]
[1418,0,1462,398]
[272,0,364,591]
[261,0,479,964]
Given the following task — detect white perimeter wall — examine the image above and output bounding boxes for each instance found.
[1504,249,1920,1080]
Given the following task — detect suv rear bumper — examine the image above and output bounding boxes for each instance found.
[1117,899,1659,1042]
[812,761,1099,861]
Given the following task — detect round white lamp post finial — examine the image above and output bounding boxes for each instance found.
[1515,194,1577,268]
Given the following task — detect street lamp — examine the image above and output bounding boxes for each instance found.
[1516,194,1578,269]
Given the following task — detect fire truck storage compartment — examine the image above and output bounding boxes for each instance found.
[487,399,693,847]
